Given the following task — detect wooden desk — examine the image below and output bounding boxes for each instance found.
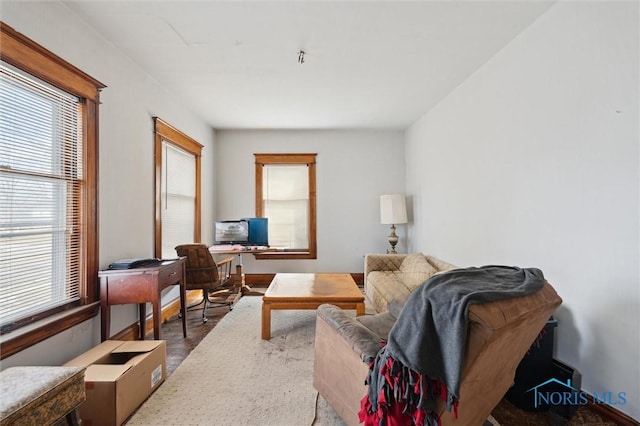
[209,246,276,303]
[98,258,187,341]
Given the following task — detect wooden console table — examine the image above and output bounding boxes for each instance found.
[98,258,187,341]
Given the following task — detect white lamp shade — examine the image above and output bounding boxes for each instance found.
[380,194,407,225]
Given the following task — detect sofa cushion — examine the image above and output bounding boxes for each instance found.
[387,293,410,319]
[366,271,412,313]
[399,253,437,290]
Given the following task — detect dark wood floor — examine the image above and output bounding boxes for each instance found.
[160,301,229,376]
[157,298,621,426]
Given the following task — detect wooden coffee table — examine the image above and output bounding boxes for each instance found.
[261,273,365,340]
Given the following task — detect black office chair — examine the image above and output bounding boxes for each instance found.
[175,244,234,322]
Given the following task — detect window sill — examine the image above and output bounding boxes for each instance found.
[0,302,100,360]
[254,250,317,260]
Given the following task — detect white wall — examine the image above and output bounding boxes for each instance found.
[405,1,639,419]
[215,129,405,273]
[1,1,217,367]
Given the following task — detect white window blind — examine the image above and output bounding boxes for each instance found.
[160,141,195,258]
[263,164,309,250]
[0,62,82,327]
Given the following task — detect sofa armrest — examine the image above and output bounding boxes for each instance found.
[425,255,459,273]
[317,304,383,362]
[315,306,372,426]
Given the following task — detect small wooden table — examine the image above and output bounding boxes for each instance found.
[261,273,365,340]
[98,258,187,341]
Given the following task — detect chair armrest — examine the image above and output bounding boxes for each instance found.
[215,256,234,268]
[214,256,234,284]
[317,304,383,362]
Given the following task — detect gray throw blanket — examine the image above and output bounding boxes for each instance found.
[359,265,545,426]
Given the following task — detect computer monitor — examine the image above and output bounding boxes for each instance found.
[213,220,249,245]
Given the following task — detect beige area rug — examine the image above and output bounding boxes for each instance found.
[128,296,501,426]
[126,296,344,426]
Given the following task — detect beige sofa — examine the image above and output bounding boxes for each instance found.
[314,254,562,426]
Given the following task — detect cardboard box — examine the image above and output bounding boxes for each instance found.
[64,340,166,426]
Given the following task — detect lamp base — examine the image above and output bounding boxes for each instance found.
[387,224,399,254]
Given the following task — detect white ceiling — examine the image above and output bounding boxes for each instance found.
[64,1,554,129]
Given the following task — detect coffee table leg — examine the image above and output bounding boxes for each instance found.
[356,302,365,317]
[262,301,271,340]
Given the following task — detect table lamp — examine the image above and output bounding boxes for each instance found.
[380,194,407,254]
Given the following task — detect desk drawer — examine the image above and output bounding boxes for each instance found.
[158,261,183,287]
[103,273,156,303]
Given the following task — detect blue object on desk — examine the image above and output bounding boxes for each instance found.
[245,217,269,246]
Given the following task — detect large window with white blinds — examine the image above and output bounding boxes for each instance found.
[160,142,196,258]
[0,22,102,358]
[153,118,202,259]
[254,153,317,260]
[262,165,309,249]
[0,62,84,329]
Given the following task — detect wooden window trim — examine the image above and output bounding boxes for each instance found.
[0,23,103,101]
[153,117,204,258]
[0,22,105,359]
[254,153,317,260]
